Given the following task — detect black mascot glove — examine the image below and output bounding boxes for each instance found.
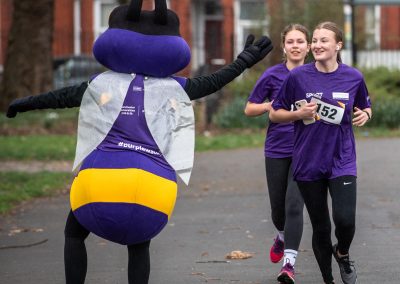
[237,34,273,68]
[6,97,32,118]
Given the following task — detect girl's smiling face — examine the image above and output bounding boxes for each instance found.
[284,30,309,64]
[311,28,342,63]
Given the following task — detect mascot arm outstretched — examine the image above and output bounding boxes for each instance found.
[6,34,272,118]
[6,82,88,118]
[186,35,272,100]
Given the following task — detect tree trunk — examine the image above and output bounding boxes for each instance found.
[267,0,344,66]
[0,0,55,111]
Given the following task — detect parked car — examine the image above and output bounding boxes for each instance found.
[53,55,105,89]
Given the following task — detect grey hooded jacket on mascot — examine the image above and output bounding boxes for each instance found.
[7,0,272,280]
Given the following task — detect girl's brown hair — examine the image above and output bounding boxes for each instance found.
[314,21,343,63]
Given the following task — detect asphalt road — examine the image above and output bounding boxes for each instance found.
[0,138,399,283]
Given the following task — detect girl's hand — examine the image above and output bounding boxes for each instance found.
[352,107,370,126]
[297,102,317,120]
[244,101,273,116]
[265,101,273,113]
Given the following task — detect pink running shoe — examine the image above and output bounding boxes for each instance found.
[277,263,295,284]
[269,236,284,263]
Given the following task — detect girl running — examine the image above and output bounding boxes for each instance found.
[270,21,371,284]
[244,24,310,284]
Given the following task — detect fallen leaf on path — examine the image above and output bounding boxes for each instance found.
[8,227,44,236]
[8,228,26,236]
[31,228,44,233]
[225,250,254,259]
[201,252,209,257]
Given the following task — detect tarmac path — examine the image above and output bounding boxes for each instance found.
[0,138,399,283]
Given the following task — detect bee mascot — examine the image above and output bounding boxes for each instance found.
[6,0,272,283]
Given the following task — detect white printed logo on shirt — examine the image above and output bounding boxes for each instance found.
[332,92,349,100]
[306,92,323,99]
[121,105,136,115]
[311,98,345,125]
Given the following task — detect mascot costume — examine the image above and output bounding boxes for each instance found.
[7,0,272,283]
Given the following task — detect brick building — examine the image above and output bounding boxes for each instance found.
[1,0,245,76]
[380,5,400,49]
[1,0,400,75]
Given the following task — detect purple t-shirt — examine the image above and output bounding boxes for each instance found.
[97,74,186,170]
[272,63,371,181]
[248,63,293,158]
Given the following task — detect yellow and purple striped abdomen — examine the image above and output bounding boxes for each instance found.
[70,150,177,245]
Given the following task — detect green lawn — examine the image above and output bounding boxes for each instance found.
[0,108,79,131]
[0,135,76,160]
[1,127,400,161]
[0,171,72,214]
[0,132,267,161]
[0,127,399,214]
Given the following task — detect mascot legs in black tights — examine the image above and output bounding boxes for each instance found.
[7,1,273,283]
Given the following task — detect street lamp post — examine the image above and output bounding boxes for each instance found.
[344,0,357,66]
[350,0,358,66]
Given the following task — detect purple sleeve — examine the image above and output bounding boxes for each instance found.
[172,76,187,89]
[90,73,100,82]
[354,79,371,109]
[247,73,271,103]
[272,74,294,111]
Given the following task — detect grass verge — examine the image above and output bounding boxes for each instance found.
[0,127,398,214]
[1,127,400,161]
[195,132,265,151]
[0,132,266,161]
[0,135,76,160]
[0,171,72,214]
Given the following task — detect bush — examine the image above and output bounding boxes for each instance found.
[214,96,268,129]
[362,67,400,128]
[362,67,400,100]
[213,68,269,129]
[367,98,400,128]
[226,67,266,98]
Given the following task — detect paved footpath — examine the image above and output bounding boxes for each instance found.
[0,138,399,283]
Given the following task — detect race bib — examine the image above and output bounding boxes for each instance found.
[311,98,345,125]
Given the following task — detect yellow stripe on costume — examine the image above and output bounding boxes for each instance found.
[70,168,177,218]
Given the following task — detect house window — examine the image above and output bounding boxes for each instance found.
[100,3,117,27]
[364,5,380,50]
[239,0,266,20]
[234,0,267,56]
[205,1,223,16]
[94,0,120,38]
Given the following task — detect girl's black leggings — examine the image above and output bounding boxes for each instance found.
[265,157,304,250]
[297,175,357,283]
[64,210,151,284]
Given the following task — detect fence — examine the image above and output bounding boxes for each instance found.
[341,50,400,69]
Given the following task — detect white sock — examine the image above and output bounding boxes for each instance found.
[277,231,284,242]
[283,249,298,267]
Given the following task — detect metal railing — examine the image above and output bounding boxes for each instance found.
[341,49,400,69]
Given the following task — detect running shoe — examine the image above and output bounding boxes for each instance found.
[332,244,357,284]
[270,236,284,263]
[277,263,295,284]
